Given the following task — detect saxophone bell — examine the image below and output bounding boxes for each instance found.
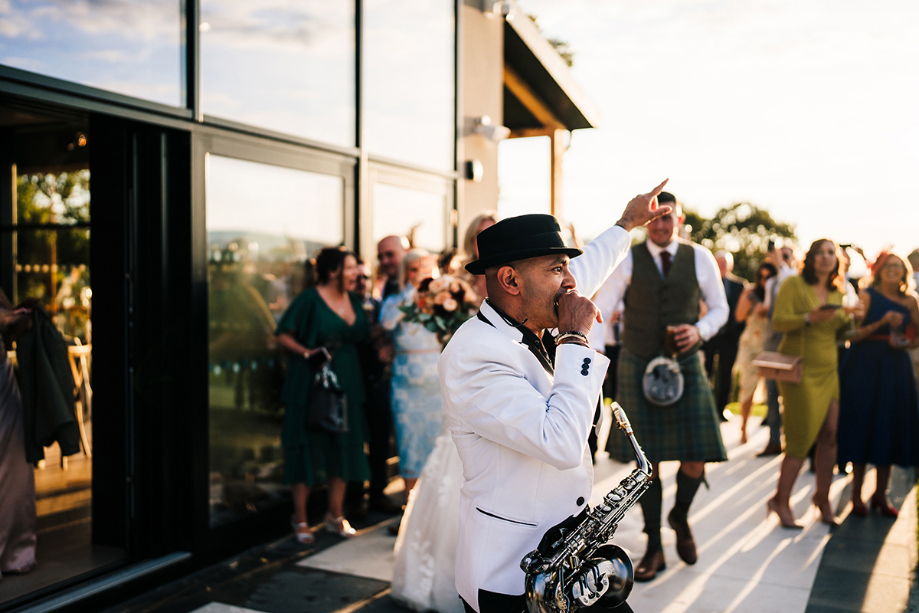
[525,545,634,612]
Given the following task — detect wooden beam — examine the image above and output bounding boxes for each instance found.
[508,127,556,139]
[550,129,567,218]
[504,63,565,130]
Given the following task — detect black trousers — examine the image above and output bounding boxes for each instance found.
[461,592,636,613]
[703,337,739,413]
[363,376,394,499]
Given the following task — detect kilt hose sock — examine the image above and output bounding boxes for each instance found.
[640,477,663,552]
[672,468,704,523]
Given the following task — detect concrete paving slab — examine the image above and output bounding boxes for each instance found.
[297,520,399,582]
[190,605,268,613]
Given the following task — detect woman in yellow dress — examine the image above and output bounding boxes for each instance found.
[767,239,852,528]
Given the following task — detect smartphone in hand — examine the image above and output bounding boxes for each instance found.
[819,304,842,311]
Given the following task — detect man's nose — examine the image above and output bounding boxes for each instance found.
[562,269,576,289]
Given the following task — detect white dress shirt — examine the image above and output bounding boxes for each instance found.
[592,239,728,341]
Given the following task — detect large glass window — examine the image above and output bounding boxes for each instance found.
[363,0,455,170]
[0,1,183,107]
[201,1,355,148]
[0,111,125,607]
[206,154,345,525]
[372,183,448,253]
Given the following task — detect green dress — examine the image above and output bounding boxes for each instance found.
[772,276,849,458]
[276,288,371,486]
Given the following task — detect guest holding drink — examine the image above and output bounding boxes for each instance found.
[767,239,852,528]
[602,192,728,581]
[838,251,919,517]
[733,262,778,443]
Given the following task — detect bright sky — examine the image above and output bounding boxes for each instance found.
[500,0,919,259]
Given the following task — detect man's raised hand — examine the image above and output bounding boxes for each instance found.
[616,178,671,232]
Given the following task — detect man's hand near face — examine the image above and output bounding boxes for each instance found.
[556,290,602,338]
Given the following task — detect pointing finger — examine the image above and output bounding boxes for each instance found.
[646,178,669,199]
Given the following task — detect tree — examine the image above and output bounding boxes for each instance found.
[683,202,796,282]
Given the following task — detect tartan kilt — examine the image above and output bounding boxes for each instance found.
[606,349,727,464]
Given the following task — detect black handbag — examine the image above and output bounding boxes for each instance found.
[306,363,349,433]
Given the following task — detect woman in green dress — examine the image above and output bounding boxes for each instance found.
[767,239,852,528]
[276,247,371,544]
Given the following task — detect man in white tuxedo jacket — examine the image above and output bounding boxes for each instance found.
[439,180,670,613]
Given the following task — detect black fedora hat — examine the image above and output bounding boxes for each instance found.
[465,214,582,275]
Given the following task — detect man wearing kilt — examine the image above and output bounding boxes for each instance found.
[597,192,728,582]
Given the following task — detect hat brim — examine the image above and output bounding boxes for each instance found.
[465,246,583,275]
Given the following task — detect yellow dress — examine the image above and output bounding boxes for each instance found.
[772,276,849,458]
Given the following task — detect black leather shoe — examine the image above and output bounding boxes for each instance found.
[756,443,782,457]
[634,549,666,582]
[667,509,697,565]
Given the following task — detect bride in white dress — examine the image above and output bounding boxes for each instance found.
[390,430,465,613]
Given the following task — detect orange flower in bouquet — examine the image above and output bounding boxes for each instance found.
[399,275,479,346]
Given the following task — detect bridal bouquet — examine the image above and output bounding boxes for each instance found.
[400,275,479,346]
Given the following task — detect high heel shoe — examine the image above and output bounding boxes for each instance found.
[767,497,803,530]
[290,516,315,545]
[324,513,356,537]
[811,495,838,526]
[870,494,899,518]
[850,499,868,516]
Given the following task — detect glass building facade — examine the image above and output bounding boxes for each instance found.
[0,0,457,609]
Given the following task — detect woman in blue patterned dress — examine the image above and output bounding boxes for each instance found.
[838,252,919,517]
[380,249,442,497]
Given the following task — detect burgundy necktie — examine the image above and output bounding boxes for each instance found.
[661,250,672,278]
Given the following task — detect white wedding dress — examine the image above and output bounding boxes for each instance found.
[391,430,465,613]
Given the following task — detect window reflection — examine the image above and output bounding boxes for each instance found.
[372,182,447,253]
[206,154,345,525]
[13,171,92,341]
[363,0,455,170]
[0,1,183,107]
[201,1,355,147]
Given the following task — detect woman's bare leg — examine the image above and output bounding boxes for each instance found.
[740,397,753,444]
[873,465,892,504]
[812,400,839,522]
[850,463,866,505]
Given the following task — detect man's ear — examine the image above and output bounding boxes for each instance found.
[496,265,521,295]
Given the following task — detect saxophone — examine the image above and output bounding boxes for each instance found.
[520,402,651,613]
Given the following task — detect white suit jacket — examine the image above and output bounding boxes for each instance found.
[439,225,632,611]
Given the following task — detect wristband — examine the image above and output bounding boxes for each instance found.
[555,330,589,346]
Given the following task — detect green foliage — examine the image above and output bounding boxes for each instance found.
[528,14,575,67]
[14,171,91,335]
[684,202,797,282]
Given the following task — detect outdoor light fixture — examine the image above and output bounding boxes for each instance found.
[465,159,484,182]
[483,0,515,20]
[473,115,511,142]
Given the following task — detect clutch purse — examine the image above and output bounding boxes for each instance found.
[306,363,349,433]
[752,351,802,384]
